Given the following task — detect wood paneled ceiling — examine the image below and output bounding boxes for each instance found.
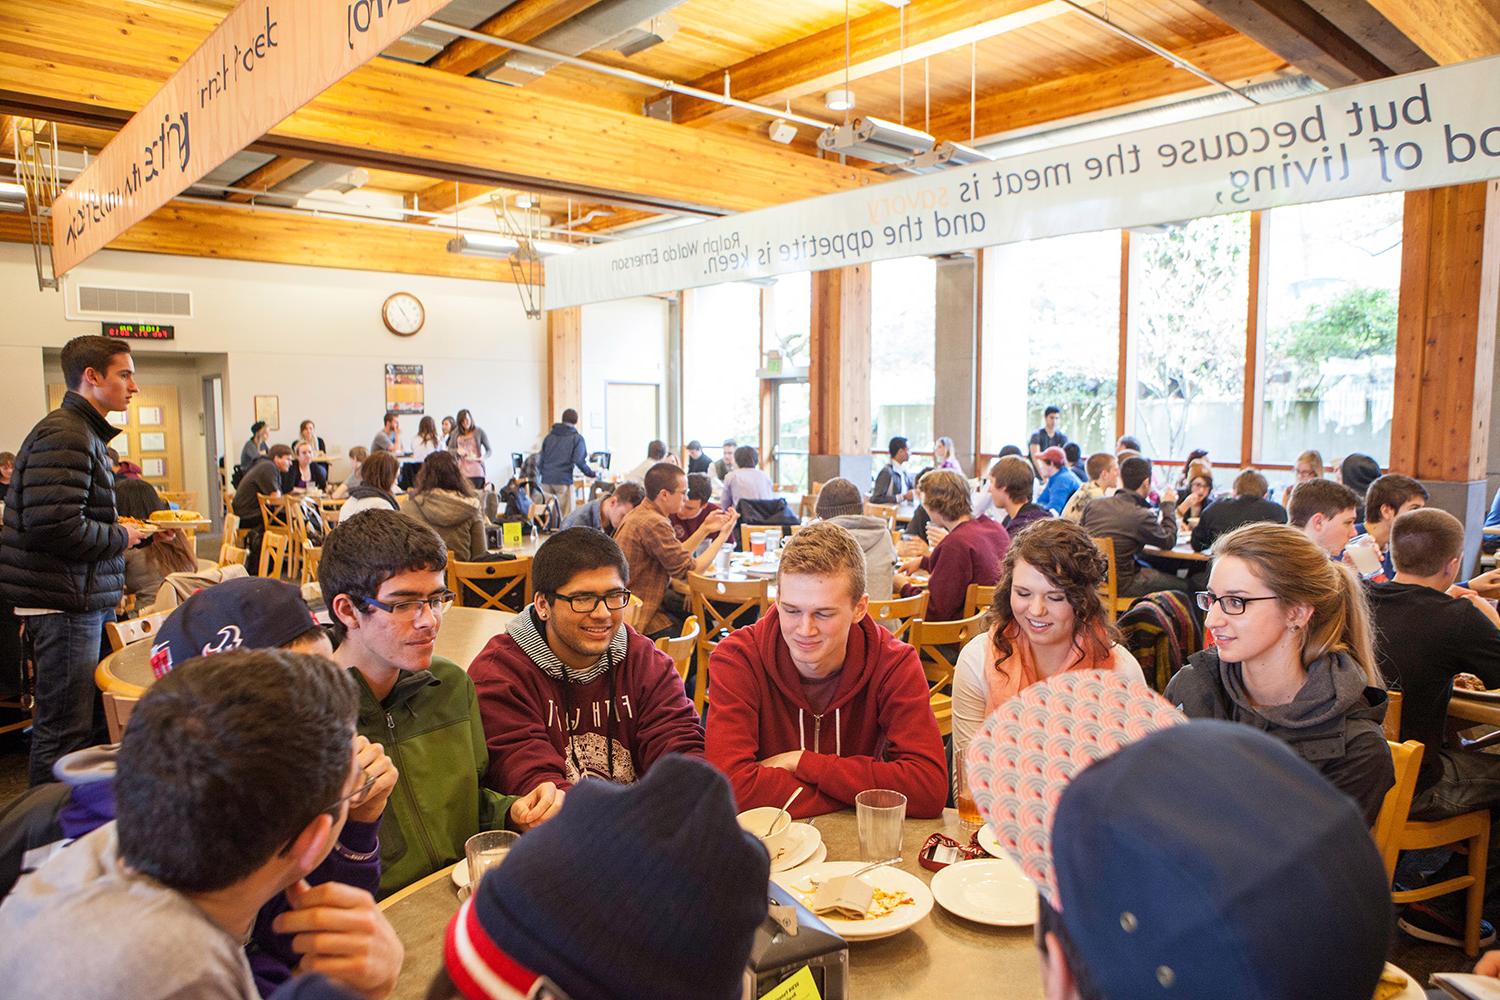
[1,0,1495,281]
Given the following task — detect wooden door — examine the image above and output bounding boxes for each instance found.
[48,384,184,493]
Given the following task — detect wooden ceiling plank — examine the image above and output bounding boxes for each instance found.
[1194,0,1405,85]
[1363,0,1500,65]
[426,0,608,77]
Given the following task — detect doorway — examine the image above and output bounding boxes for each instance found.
[769,379,810,491]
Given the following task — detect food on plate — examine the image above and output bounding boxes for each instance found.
[150,509,202,522]
[794,876,915,920]
[1371,966,1407,1000]
[1454,672,1486,692]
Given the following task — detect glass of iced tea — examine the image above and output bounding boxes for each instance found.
[956,757,982,832]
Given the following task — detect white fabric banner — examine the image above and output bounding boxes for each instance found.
[547,55,1500,308]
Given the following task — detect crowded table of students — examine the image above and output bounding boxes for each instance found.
[94,606,517,697]
[379,807,1044,1000]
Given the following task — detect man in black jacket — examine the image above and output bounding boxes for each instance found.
[0,336,145,784]
[1189,468,1287,552]
[871,436,914,505]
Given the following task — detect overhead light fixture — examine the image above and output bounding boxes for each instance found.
[817,116,935,164]
[888,140,996,174]
[767,118,797,144]
[824,89,855,112]
[0,180,24,213]
[447,233,521,258]
[531,239,578,257]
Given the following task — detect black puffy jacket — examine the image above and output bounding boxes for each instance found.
[0,392,128,612]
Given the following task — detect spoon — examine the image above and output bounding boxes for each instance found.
[766,787,802,837]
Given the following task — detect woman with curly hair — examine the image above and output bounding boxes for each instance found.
[950,518,1146,792]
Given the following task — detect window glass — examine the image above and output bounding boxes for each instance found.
[768,272,812,369]
[1260,193,1402,466]
[870,256,936,453]
[683,282,762,449]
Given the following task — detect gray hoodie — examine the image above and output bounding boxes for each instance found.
[1164,648,1393,824]
[404,489,487,561]
[827,513,896,600]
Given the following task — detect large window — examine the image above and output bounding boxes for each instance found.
[983,231,1120,456]
[768,272,812,369]
[871,256,936,450]
[1260,194,1402,465]
[1127,214,1250,463]
[683,282,762,450]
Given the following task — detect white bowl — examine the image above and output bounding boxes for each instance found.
[737,806,796,861]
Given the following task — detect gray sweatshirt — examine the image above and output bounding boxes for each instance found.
[828,513,896,600]
[0,823,260,999]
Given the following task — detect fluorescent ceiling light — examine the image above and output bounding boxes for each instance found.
[0,181,24,213]
[447,233,521,258]
[817,116,935,164]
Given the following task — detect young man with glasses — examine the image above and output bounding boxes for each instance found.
[469,527,705,794]
[321,511,563,897]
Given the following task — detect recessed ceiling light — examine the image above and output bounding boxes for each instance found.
[825,89,855,112]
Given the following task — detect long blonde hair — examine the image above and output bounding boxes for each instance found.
[1213,523,1381,686]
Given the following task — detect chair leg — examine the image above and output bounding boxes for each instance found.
[1467,825,1490,958]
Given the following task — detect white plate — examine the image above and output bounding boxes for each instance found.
[451,862,470,889]
[1384,963,1424,1000]
[781,842,827,875]
[930,858,1038,927]
[773,862,933,941]
[978,823,1005,860]
[769,823,823,873]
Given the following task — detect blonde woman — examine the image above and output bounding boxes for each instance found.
[1164,522,1393,823]
[1282,448,1325,506]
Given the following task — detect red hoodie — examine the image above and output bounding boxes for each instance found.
[469,610,705,794]
[705,606,947,819]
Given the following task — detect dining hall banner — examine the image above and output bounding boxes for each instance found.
[49,0,455,277]
[547,54,1500,309]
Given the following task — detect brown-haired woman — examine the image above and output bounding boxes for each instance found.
[116,478,199,607]
[338,450,401,521]
[1164,521,1393,823]
[402,451,486,560]
[951,518,1146,792]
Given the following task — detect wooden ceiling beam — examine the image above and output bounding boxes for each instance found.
[1362,0,1500,65]
[223,156,314,203]
[664,0,1066,126]
[926,33,1288,143]
[426,0,607,77]
[1195,0,1423,85]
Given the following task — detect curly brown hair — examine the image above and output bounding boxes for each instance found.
[983,518,1116,662]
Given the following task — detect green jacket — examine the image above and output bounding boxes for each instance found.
[352,656,519,897]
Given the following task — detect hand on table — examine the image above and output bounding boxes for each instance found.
[705,509,736,534]
[509,782,565,831]
[761,750,804,772]
[275,880,403,1000]
[347,736,398,825]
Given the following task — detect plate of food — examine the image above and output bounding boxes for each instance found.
[772,861,933,941]
[118,516,160,535]
[1374,963,1423,1000]
[1452,674,1500,701]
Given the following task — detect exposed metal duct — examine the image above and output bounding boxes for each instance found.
[258,163,369,206]
[482,0,687,86]
[383,0,518,64]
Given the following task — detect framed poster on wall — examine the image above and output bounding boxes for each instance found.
[254,395,280,432]
[385,364,424,414]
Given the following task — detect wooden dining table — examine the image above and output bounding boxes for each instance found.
[380,807,1043,1000]
[95,605,516,697]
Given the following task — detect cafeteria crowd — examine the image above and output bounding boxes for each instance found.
[6,336,1500,998]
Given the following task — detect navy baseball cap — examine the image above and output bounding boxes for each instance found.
[151,577,321,678]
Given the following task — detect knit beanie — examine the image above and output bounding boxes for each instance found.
[445,754,769,1000]
[815,478,865,519]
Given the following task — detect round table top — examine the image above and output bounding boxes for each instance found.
[380,807,1042,1000]
[95,605,515,697]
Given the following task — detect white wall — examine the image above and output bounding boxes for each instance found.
[0,344,46,454]
[579,297,670,459]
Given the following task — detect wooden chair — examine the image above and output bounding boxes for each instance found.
[301,545,322,586]
[740,524,785,551]
[797,493,817,520]
[218,544,250,569]
[864,502,898,531]
[621,594,644,631]
[221,487,235,519]
[908,612,987,697]
[449,555,533,613]
[1092,536,1135,623]
[319,497,347,530]
[1375,739,1492,957]
[283,499,313,582]
[963,583,997,620]
[157,490,198,512]
[1384,690,1403,742]
[258,531,291,580]
[655,616,704,709]
[105,612,167,652]
[258,494,291,536]
[810,481,825,496]
[102,692,139,743]
[686,573,772,712]
[866,592,929,643]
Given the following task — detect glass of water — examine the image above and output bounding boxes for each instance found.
[855,789,907,861]
[465,830,520,890]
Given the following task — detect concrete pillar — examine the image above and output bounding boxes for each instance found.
[933,255,978,477]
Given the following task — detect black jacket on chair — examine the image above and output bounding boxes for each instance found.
[0,391,128,612]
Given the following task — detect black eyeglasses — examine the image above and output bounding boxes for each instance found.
[363,591,455,619]
[551,589,633,613]
[1195,591,1279,615]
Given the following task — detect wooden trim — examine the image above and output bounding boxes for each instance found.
[1242,211,1267,467]
[1116,230,1131,445]
[546,306,583,431]
[973,249,987,476]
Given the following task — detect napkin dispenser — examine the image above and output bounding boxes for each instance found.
[743,882,848,1000]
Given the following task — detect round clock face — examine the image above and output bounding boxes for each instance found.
[382,292,425,336]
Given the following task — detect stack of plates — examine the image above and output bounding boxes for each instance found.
[768,822,826,874]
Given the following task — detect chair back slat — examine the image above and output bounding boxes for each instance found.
[102,692,139,743]
[448,556,534,613]
[908,612,987,694]
[258,531,291,580]
[655,616,702,692]
[866,592,929,643]
[1373,740,1424,880]
[686,574,771,714]
[963,583,997,620]
[864,502,898,531]
[1091,536,1134,622]
[105,612,168,652]
[258,494,290,534]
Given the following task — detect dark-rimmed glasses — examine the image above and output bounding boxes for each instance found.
[1195,591,1279,615]
[362,591,454,619]
[551,589,633,613]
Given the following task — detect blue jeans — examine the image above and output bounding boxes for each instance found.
[25,609,112,786]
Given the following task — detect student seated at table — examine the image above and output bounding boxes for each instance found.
[1164,522,1393,823]
[338,451,401,521]
[321,511,563,896]
[370,411,401,455]
[871,435,915,505]
[233,444,293,530]
[401,451,487,561]
[240,420,270,473]
[711,438,736,482]
[1279,447,1324,506]
[562,480,644,537]
[684,438,712,475]
[331,446,369,499]
[1350,473,1428,580]
[1289,478,1360,557]
[896,469,1009,622]
[425,755,767,1000]
[1035,447,1082,516]
[721,444,776,513]
[705,521,947,819]
[117,478,199,608]
[408,416,441,464]
[966,678,1390,1000]
[1341,452,1383,515]
[666,474,716,543]
[282,441,328,494]
[1063,441,1086,483]
[815,477,895,600]
[950,519,1145,792]
[987,455,1052,537]
[1174,463,1213,522]
[0,649,406,1000]
[1368,508,1500,947]
[1060,452,1118,523]
[470,527,704,795]
[1081,456,1188,597]
[621,439,673,484]
[1189,468,1287,552]
[613,463,737,636]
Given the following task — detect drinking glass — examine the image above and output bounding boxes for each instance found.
[955,760,982,832]
[765,530,780,556]
[855,789,907,861]
[465,830,520,889]
[750,531,767,558]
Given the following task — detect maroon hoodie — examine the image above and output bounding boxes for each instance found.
[705,606,947,819]
[469,608,705,794]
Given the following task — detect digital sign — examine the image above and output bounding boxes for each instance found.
[102,322,174,341]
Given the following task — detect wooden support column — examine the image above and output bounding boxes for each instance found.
[809,266,873,490]
[546,306,583,432]
[934,255,980,477]
[1390,180,1500,572]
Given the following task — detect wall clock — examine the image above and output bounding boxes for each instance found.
[382,292,425,336]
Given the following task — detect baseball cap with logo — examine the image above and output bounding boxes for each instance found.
[150,577,321,679]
